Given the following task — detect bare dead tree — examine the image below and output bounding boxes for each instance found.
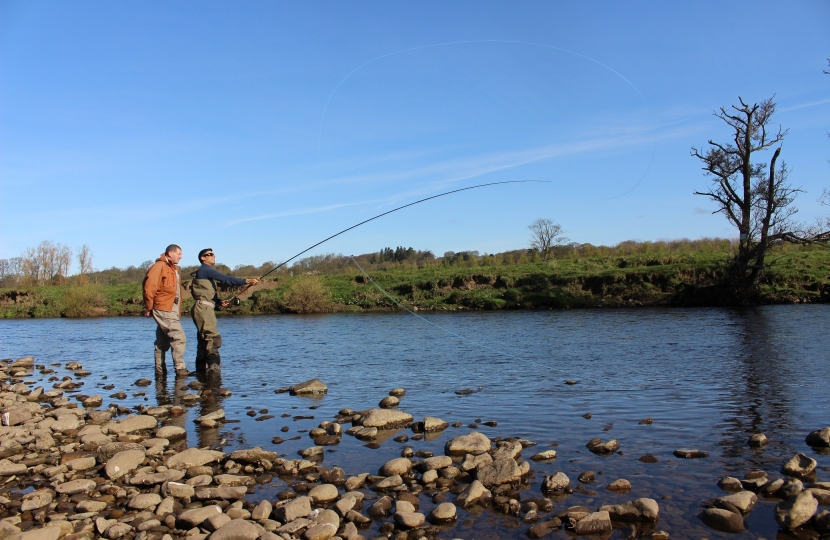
[528,218,568,261]
[691,96,806,296]
[77,245,93,275]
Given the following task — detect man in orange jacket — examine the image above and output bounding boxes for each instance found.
[142,244,187,377]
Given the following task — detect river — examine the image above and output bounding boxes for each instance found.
[1,306,828,538]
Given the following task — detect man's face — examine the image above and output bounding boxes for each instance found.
[168,248,182,264]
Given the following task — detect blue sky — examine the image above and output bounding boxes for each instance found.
[1,2,828,271]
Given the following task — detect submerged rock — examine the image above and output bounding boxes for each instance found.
[806,427,830,447]
[699,508,745,533]
[290,379,328,395]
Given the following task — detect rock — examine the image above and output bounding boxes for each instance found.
[177,505,223,528]
[82,395,103,408]
[423,416,449,432]
[393,511,425,528]
[155,426,186,439]
[205,514,232,532]
[716,491,757,515]
[252,500,273,521]
[530,450,557,461]
[748,433,768,447]
[780,478,804,498]
[699,508,745,532]
[195,486,247,500]
[12,356,35,368]
[378,396,399,409]
[445,432,491,456]
[673,449,708,459]
[492,440,523,460]
[781,453,817,479]
[128,493,161,510]
[77,500,108,512]
[20,490,53,512]
[359,408,413,429]
[275,496,311,522]
[354,427,377,440]
[68,456,96,471]
[344,473,368,491]
[2,408,32,426]
[816,510,830,535]
[421,455,452,470]
[55,479,96,495]
[606,479,632,492]
[599,498,659,522]
[542,472,570,492]
[717,476,743,492]
[303,523,336,540]
[134,378,151,386]
[578,471,595,483]
[195,409,225,423]
[105,415,157,434]
[761,478,785,497]
[0,440,24,459]
[586,438,619,454]
[461,452,492,472]
[210,519,261,540]
[165,482,195,498]
[476,458,522,487]
[380,457,412,476]
[229,446,277,463]
[97,442,145,461]
[309,484,339,503]
[806,427,830,447]
[806,488,830,505]
[457,479,491,508]
[372,475,403,490]
[573,511,612,534]
[104,523,132,539]
[775,491,818,529]
[389,388,406,396]
[527,519,561,538]
[0,460,27,476]
[290,379,328,395]
[130,469,185,485]
[166,447,224,469]
[428,502,456,523]
[105,449,145,480]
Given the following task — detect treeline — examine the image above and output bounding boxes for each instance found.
[0,237,745,289]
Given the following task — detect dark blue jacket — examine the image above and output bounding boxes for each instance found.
[192,264,248,302]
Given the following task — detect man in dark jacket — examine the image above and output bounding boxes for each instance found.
[190,248,258,372]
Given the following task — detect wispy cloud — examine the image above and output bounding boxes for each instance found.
[224,200,381,226]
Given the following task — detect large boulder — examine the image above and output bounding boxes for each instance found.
[166,447,225,469]
[105,450,145,480]
[775,491,818,529]
[290,379,328,395]
[104,415,158,434]
[476,458,522,488]
[359,409,413,429]
[805,427,830,447]
[599,498,659,522]
[781,453,817,479]
[229,447,277,464]
[699,508,745,533]
[444,432,491,456]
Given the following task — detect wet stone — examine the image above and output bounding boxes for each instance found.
[699,508,745,533]
[781,453,817,479]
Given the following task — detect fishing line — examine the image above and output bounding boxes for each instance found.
[226,179,547,302]
[349,255,518,360]
[317,39,656,200]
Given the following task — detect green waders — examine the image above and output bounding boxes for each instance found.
[190,278,222,372]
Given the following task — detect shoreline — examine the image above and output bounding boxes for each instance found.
[0,356,829,539]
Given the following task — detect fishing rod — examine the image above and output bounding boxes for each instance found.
[224,179,548,304]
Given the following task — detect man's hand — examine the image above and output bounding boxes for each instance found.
[220,300,230,308]
[246,278,259,285]
[144,310,152,318]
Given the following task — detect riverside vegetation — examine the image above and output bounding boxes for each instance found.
[2,240,830,319]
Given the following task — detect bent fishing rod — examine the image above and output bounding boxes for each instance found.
[223,180,548,304]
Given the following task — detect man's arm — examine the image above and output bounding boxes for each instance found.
[142,262,162,316]
[201,266,248,287]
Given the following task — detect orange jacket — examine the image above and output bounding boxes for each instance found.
[142,254,181,312]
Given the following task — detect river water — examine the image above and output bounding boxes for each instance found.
[1,306,828,538]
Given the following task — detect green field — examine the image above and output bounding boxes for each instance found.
[3,246,829,319]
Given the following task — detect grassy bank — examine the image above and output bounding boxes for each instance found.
[2,247,830,318]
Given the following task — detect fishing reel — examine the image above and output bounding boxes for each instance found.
[230,297,241,307]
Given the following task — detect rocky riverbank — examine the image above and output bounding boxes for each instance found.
[0,356,829,540]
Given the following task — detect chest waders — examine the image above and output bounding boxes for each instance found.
[190,277,222,372]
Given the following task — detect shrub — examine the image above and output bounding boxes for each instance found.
[61,285,107,317]
[281,276,331,314]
